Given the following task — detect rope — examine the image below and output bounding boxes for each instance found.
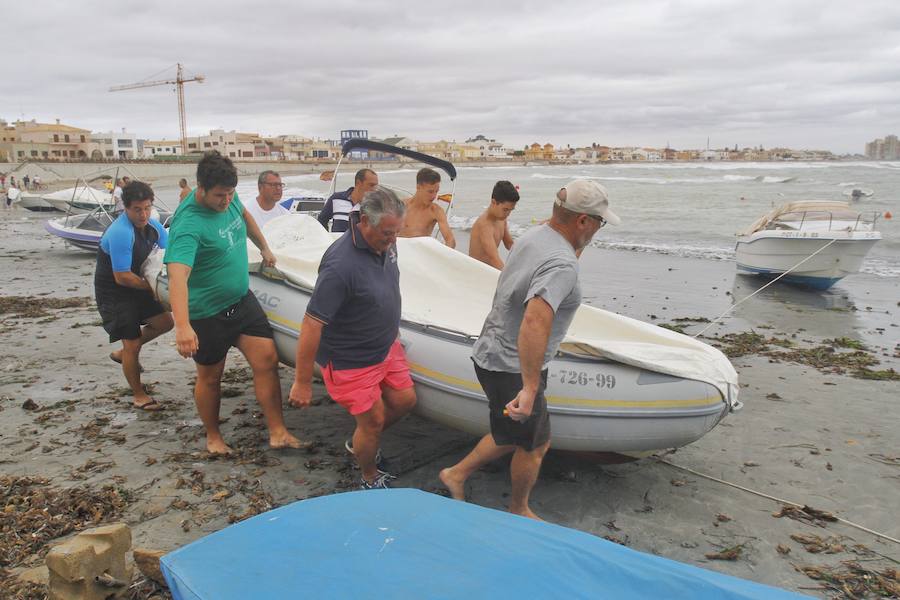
[655,457,900,548]
[694,238,838,337]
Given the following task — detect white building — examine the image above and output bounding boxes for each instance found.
[142,140,183,158]
[92,129,143,159]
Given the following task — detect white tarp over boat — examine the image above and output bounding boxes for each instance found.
[249,215,740,408]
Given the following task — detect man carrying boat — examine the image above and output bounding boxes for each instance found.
[94,180,174,411]
[398,168,456,247]
[317,168,379,233]
[245,170,290,229]
[290,186,417,490]
[441,180,619,519]
[165,151,305,455]
[469,180,519,269]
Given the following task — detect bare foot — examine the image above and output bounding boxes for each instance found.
[510,507,544,521]
[439,467,466,500]
[269,431,310,450]
[206,438,234,456]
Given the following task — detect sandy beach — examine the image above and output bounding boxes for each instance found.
[1,209,898,599]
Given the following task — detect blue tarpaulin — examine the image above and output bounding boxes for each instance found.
[160,489,808,599]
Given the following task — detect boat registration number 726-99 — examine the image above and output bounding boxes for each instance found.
[552,369,616,388]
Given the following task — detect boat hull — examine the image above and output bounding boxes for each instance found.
[735,232,880,290]
[249,272,728,453]
[14,193,59,211]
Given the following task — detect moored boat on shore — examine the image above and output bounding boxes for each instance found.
[735,201,881,290]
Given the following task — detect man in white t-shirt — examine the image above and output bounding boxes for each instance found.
[245,170,290,229]
[113,178,125,211]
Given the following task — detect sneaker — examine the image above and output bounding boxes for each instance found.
[360,472,392,490]
[344,438,386,471]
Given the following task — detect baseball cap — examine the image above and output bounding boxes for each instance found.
[555,179,621,225]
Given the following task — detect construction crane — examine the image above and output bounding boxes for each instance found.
[109,63,205,154]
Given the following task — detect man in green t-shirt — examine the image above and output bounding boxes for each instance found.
[165,151,305,455]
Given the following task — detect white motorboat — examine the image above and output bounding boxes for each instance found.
[735,201,881,290]
[13,190,59,211]
[42,186,115,213]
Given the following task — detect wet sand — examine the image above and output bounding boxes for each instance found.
[1,210,897,598]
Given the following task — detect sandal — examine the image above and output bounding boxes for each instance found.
[134,398,163,412]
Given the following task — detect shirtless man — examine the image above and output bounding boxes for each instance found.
[398,168,456,248]
[468,181,519,269]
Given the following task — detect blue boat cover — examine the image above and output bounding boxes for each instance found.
[160,489,808,600]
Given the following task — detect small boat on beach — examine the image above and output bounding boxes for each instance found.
[159,489,804,600]
[13,190,59,211]
[735,201,881,290]
[154,215,740,455]
[42,186,115,213]
[45,206,172,252]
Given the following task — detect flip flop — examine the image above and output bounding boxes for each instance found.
[133,398,163,412]
[109,352,144,373]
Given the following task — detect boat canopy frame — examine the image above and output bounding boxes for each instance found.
[327,138,459,241]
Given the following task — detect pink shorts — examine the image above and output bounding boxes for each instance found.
[321,340,414,415]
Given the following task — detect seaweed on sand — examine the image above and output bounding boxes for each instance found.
[796,561,899,598]
[0,295,92,318]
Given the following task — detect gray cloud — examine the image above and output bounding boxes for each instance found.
[7,0,900,153]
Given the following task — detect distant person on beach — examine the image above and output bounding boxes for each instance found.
[317,168,378,233]
[113,179,125,211]
[0,174,6,189]
[440,179,620,520]
[32,175,41,189]
[165,151,305,455]
[22,175,30,189]
[94,181,174,411]
[398,168,455,248]
[245,170,289,229]
[469,180,519,269]
[290,187,417,489]
[178,178,191,202]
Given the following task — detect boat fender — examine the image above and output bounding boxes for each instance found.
[885,211,892,219]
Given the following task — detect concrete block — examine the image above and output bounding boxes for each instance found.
[46,523,133,600]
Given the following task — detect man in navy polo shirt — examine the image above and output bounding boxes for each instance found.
[317,168,378,233]
[290,186,416,489]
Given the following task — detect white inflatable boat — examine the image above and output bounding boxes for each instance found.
[155,215,740,454]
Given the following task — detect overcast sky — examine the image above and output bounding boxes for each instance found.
[7,0,900,153]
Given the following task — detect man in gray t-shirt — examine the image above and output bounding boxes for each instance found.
[440,179,620,520]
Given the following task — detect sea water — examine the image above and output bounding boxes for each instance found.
[262,161,900,280]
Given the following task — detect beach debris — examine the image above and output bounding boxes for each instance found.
[772,504,837,527]
[69,459,116,481]
[603,535,629,546]
[776,544,791,555]
[796,561,899,598]
[22,398,39,411]
[670,478,687,487]
[0,476,132,569]
[867,453,900,467]
[765,392,783,400]
[0,295,92,319]
[132,548,168,588]
[45,523,132,600]
[705,543,745,561]
[716,513,732,523]
[790,533,846,554]
[742,461,759,467]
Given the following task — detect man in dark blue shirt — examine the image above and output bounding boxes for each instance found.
[317,168,378,233]
[95,181,174,411]
[291,186,416,489]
